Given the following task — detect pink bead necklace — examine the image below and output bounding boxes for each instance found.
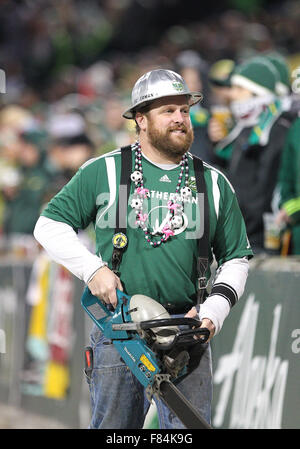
[130,142,192,247]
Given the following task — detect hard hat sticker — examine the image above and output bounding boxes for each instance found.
[172,82,184,92]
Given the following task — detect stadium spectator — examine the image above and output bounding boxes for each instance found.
[276,116,300,255]
[209,56,291,253]
[2,127,50,235]
[44,133,95,200]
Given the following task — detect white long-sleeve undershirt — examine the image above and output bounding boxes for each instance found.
[34,216,105,284]
[199,257,249,334]
[34,215,249,334]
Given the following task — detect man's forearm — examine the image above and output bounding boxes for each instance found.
[34,216,106,283]
[199,257,249,334]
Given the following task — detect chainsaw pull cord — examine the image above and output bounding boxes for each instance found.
[193,155,210,307]
[111,145,132,275]
[111,148,210,304]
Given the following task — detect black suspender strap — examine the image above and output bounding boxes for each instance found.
[111,145,132,274]
[193,155,210,305]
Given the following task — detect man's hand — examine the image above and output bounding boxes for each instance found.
[200,318,216,342]
[185,307,215,342]
[88,266,123,308]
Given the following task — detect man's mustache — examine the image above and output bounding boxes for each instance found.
[167,125,188,133]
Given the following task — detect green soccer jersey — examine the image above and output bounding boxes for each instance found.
[41,147,253,309]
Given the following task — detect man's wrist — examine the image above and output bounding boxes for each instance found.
[87,262,108,284]
[201,318,216,340]
[201,317,216,329]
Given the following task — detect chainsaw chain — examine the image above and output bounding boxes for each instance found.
[145,373,171,402]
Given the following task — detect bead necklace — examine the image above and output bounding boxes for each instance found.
[130,142,192,247]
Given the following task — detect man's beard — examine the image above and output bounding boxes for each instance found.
[147,121,194,160]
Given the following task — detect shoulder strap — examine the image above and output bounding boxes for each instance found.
[111,145,132,274]
[192,155,210,305]
[115,145,132,234]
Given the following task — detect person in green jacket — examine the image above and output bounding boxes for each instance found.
[207,56,290,253]
[2,128,50,235]
[276,116,300,254]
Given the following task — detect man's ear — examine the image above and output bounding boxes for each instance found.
[135,112,147,132]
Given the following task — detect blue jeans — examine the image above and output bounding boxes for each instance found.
[86,320,212,429]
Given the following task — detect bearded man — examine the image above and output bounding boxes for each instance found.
[34,69,252,429]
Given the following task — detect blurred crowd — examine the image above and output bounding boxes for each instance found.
[1,0,300,257]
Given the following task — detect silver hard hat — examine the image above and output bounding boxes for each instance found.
[122,69,203,119]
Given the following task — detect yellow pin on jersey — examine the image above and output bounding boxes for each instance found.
[112,232,128,249]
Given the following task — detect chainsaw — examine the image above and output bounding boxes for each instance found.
[81,287,212,429]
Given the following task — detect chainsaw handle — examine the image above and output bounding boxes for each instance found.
[160,327,210,350]
[139,317,201,330]
[140,318,210,351]
[175,327,210,343]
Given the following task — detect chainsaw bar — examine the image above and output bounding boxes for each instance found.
[158,380,212,429]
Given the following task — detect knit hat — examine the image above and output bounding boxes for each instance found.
[265,52,290,96]
[231,56,279,96]
[20,127,48,152]
[208,59,236,87]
